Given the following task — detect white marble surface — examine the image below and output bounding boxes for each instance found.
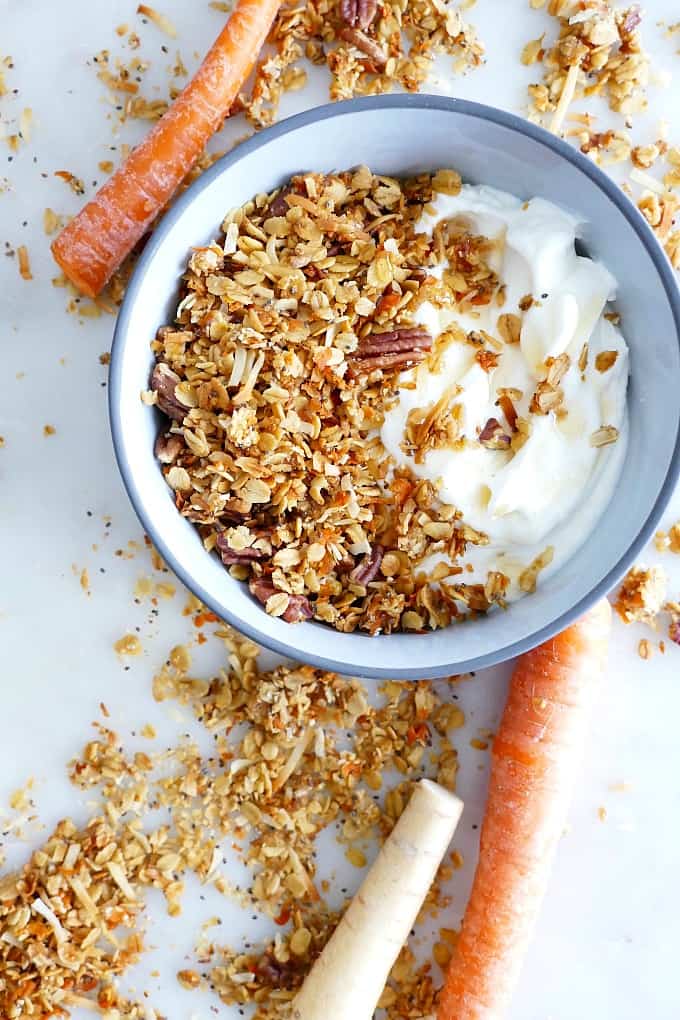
[2,2,680,1017]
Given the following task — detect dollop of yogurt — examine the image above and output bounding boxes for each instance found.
[380,184,629,599]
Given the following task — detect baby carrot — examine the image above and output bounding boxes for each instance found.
[438,599,612,1020]
[51,0,282,297]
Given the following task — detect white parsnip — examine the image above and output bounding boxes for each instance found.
[292,780,463,1020]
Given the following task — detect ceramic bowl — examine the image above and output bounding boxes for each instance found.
[110,95,680,679]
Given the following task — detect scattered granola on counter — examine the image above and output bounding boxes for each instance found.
[242,0,484,129]
[655,521,680,554]
[526,0,649,133]
[0,620,466,1018]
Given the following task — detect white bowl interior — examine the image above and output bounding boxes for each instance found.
[112,99,680,678]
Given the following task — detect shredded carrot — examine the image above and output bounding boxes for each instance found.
[437,600,612,1020]
[17,245,32,280]
[51,0,282,297]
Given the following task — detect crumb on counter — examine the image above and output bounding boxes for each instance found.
[17,244,32,280]
[655,522,680,553]
[614,565,667,625]
[113,633,143,656]
[137,3,178,38]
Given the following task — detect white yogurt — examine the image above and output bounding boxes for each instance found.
[381,184,629,599]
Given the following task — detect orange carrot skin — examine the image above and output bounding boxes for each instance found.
[51,0,281,297]
[438,600,611,1020]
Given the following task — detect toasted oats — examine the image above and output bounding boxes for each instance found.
[149,169,514,635]
[590,424,619,447]
[527,2,649,127]
[665,231,680,269]
[114,634,143,656]
[497,312,521,344]
[518,546,554,594]
[432,169,462,195]
[632,143,660,169]
[530,354,570,415]
[668,523,680,554]
[521,34,545,65]
[236,1,482,129]
[595,350,619,372]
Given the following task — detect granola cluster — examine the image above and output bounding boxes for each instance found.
[526,0,648,131]
[614,550,680,649]
[240,0,484,129]
[147,167,517,634]
[522,2,680,284]
[0,621,465,1017]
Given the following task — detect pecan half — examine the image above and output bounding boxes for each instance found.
[351,326,432,374]
[350,545,383,585]
[354,326,433,358]
[150,362,188,422]
[340,0,378,31]
[339,27,387,69]
[154,432,183,464]
[249,578,313,623]
[479,418,511,450]
[216,532,269,566]
[269,185,293,217]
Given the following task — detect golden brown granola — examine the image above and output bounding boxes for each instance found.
[613,564,667,625]
[0,816,150,1018]
[666,600,680,646]
[0,620,465,1017]
[241,0,484,129]
[655,522,680,554]
[148,167,509,634]
[526,1,649,132]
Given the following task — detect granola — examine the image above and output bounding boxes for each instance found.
[241,0,484,129]
[614,564,667,624]
[526,1,649,133]
[148,168,513,634]
[0,620,465,1017]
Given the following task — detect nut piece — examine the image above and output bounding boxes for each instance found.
[154,432,183,464]
[249,577,313,623]
[478,418,511,450]
[339,27,387,69]
[349,545,384,585]
[351,326,433,374]
[151,362,189,422]
[269,185,293,217]
[340,0,378,31]
[216,532,269,566]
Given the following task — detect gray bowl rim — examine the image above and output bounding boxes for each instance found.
[110,93,680,679]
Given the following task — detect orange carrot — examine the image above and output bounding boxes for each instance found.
[438,599,612,1020]
[51,0,282,297]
